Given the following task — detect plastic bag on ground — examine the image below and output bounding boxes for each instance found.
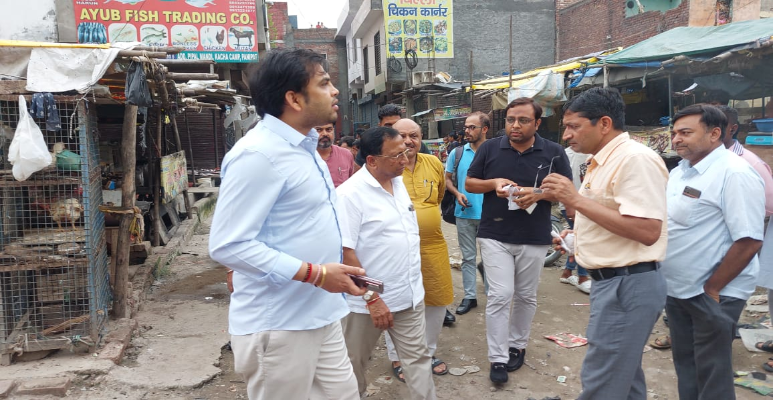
[8,95,52,181]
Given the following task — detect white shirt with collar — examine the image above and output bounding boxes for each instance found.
[661,145,765,300]
[336,167,425,314]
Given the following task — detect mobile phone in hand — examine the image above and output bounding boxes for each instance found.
[349,275,385,293]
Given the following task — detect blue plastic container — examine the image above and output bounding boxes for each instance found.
[752,118,773,132]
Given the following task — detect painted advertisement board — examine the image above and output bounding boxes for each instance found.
[383,0,453,59]
[73,0,258,63]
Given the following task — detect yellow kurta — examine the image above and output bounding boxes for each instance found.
[402,153,454,307]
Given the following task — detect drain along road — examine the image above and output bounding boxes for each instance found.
[72,215,768,400]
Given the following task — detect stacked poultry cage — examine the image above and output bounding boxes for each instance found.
[0,98,109,365]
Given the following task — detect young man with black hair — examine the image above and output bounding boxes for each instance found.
[542,87,669,399]
[209,49,366,400]
[661,104,764,400]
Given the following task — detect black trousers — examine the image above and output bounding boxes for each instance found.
[666,294,745,400]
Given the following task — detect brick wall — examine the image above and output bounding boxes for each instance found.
[557,0,689,61]
[266,2,290,48]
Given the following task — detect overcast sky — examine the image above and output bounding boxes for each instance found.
[285,0,348,29]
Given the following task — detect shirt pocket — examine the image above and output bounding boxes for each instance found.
[668,194,698,227]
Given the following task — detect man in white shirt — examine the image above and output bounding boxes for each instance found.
[338,126,436,400]
[661,104,764,400]
[209,49,366,400]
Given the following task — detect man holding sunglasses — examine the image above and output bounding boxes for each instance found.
[466,98,571,384]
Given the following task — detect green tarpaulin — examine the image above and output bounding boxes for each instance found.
[604,18,773,64]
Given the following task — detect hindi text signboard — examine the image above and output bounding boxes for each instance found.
[383,0,453,59]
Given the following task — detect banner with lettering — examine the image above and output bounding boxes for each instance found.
[73,0,259,63]
[383,0,453,59]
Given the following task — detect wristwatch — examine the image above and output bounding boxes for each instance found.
[363,290,375,302]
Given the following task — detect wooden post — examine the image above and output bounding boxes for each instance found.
[184,112,197,184]
[212,110,220,168]
[152,110,163,246]
[113,104,137,318]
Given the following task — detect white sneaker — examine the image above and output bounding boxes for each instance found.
[577,278,591,294]
[566,275,579,286]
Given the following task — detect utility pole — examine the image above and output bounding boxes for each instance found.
[509,15,513,89]
[469,50,474,109]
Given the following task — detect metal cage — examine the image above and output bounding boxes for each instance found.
[0,98,109,364]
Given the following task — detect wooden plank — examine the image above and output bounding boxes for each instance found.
[0,81,30,95]
[186,187,219,194]
[113,104,138,318]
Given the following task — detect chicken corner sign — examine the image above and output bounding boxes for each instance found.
[73,0,260,63]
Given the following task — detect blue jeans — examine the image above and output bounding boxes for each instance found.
[456,217,488,299]
[561,210,587,277]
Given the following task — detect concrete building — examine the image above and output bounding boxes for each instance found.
[337,0,557,137]
[557,0,772,61]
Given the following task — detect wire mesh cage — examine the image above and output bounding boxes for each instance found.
[0,97,109,364]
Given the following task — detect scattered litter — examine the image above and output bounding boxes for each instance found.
[464,365,481,374]
[365,383,381,396]
[527,397,561,400]
[643,345,653,353]
[570,303,589,306]
[739,328,773,352]
[563,366,571,372]
[204,297,213,300]
[544,332,588,348]
[449,367,468,376]
[735,374,773,396]
[749,294,769,306]
[736,371,750,377]
[375,376,393,385]
[557,376,567,383]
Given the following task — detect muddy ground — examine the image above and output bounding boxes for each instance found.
[65,219,770,400]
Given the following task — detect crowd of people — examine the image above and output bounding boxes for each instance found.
[209,48,773,400]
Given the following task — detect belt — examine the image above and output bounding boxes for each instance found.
[588,262,658,282]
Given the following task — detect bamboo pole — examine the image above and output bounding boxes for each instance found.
[152,110,163,247]
[113,104,137,318]
[166,72,219,81]
[509,15,513,89]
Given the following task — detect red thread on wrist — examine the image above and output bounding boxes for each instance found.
[303,262,312,282]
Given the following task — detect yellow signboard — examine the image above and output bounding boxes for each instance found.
[383,0,453,59]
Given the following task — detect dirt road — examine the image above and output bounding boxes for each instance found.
[70,219,768,399]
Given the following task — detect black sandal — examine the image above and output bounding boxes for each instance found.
[431,357,448,375]
[756,340,773,353]
[392,364,406,383]
[763,358,773,373]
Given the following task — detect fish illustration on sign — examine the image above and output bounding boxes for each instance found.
[104,0,145,4]
[185,0,216,8]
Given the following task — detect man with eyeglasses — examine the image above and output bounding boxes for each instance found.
[338,126,436,400]
[381,118,454,380]
[542,87,669,400]
[466,98,571,384]
[315,122,355,187]
[446,112,489,315]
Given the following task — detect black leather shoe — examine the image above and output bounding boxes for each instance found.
[444,309,456,326]
[507,347,525,372]
[456,298,478,315]
[490,362,508,383]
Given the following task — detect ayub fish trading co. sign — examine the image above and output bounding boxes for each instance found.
[382,0,453,59]
[73,0,259,63]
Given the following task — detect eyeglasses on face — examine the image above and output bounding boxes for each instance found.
[505,117,535,126]
[315,126,335,133]
[464,125,481,131]
[373,148,410,160]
